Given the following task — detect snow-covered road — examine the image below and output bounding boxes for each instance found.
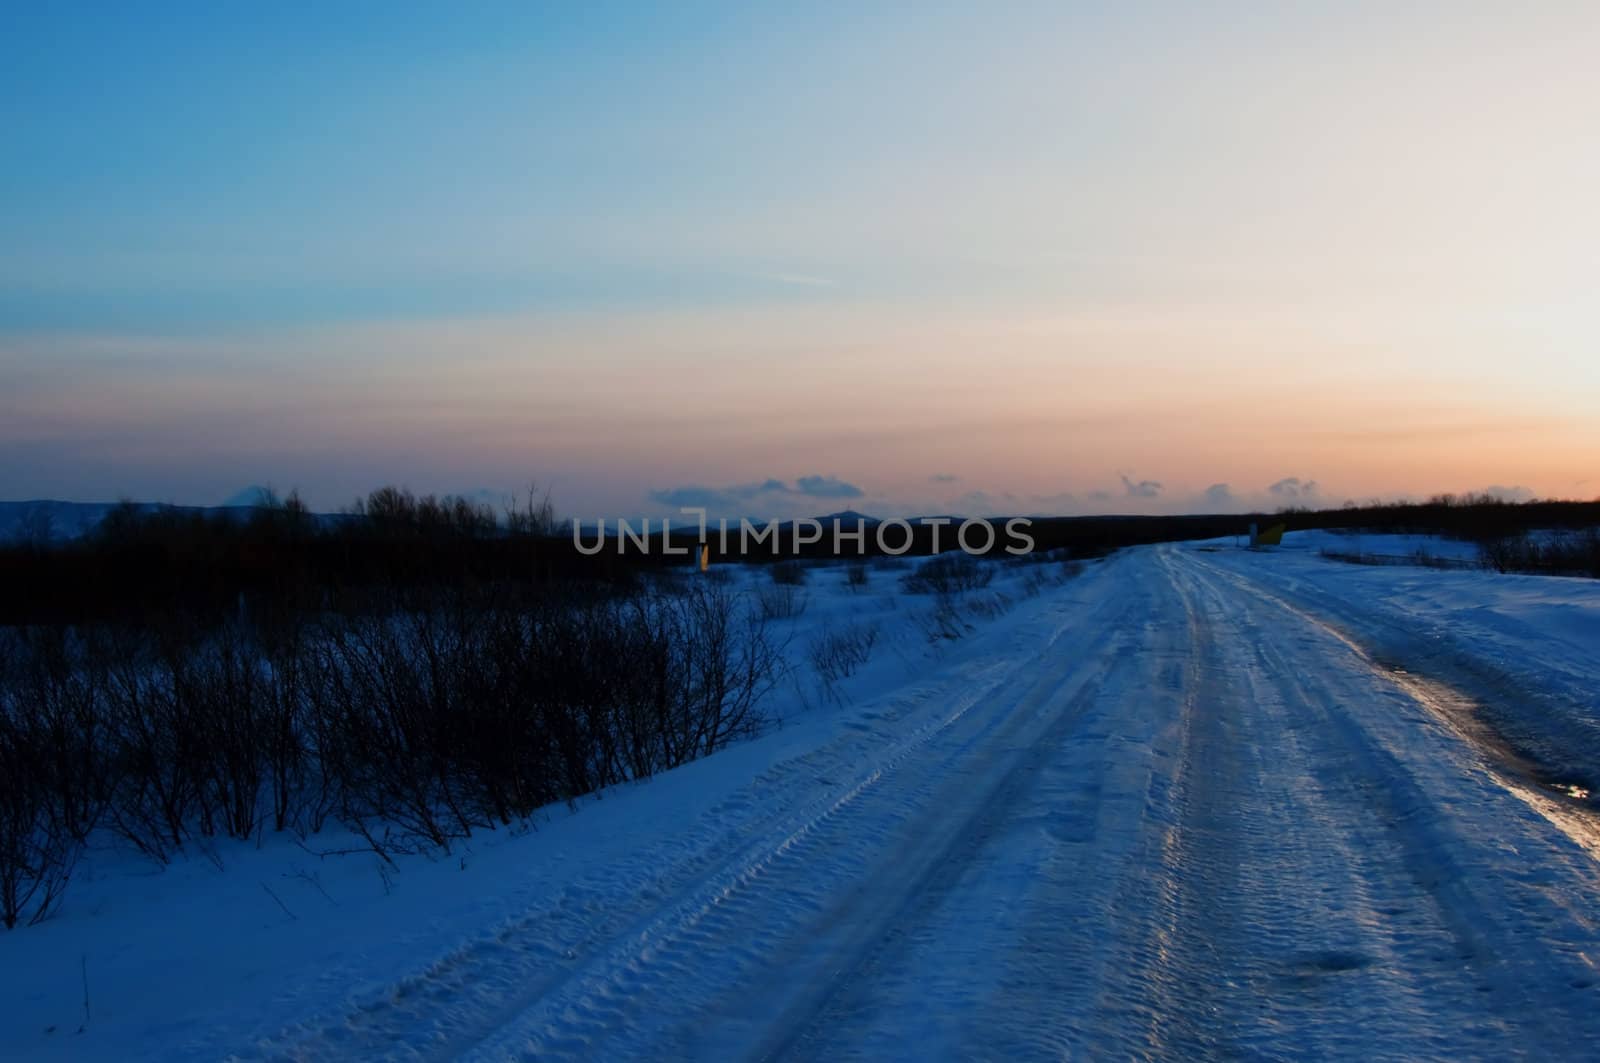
[230,546,1600,1061]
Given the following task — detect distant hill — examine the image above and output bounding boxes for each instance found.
[785,510,880,526]
[820,509,879,524]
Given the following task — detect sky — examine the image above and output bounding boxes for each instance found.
[3,1,1598,519]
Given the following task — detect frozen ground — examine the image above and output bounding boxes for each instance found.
[3,542,1599,1060]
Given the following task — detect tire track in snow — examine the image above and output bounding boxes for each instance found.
[828,557,1197,1062]
[1183,550,1600,860]
[1159,549,1600,1053]
[1160,552,1495,1055]
[744,629,1151,1062]
[463,591,1139,1060]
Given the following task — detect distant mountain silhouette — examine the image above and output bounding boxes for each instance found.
[815,509,879,524]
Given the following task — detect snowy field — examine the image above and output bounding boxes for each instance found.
[3,540,1599,1060]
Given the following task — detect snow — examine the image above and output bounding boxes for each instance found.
[1187,531,1600,789]
[3,544,1600,1059]
[1258,526,1488,562]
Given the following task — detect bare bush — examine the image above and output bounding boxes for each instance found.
[913,593,968,642]
[257,615,315,833]
[1477,530,1600,578]
[104,631,196,864]
[667,585,785,758]
[0,573,788,924]
[964,591,1013,623]
[0,718,81,929]
[900,555,994,596]
[8,628,115,844]
[809,624,878,684]
[845,564,869,591]
[1478,534,1525,575]
[755,584,809,621]
[503,482,559,537]
[1018,558,1083,598]
[312,606,483,852]
[769,560,808,586]
[176,624,273,842]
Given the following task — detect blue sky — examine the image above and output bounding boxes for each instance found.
[3,2,1597,515]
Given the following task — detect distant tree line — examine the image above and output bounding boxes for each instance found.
[5,487,1596,628]
[1298,494,1600,578]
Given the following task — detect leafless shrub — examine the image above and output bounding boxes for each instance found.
[964,591,1012,623]
[666,584,785,758]
[1478,535,1524,575]
[809,624,878,684]
[755,584,809,621]
[845,564,870,591]
[350,486,499,538]
[174,624,273,842]
[913,593,968,642]
[257,615,316,833]
[103,632,194,864]
[0,575,787,923]
[503,482,559,536]
[7,628,115,845]
[312,606,482,852]
[0,718,81,929]
[911,584,1017,643]
[769,560,808,586]
[1477,530,1600,578]
[900,555,994,596]
[1019,558,1082,597]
